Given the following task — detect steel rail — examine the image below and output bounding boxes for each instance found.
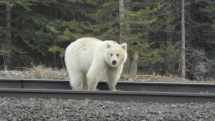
[0,88,214,104]
[0,78,215,93]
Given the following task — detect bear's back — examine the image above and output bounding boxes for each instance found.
[76,37,102,44]
[65,37,104,73]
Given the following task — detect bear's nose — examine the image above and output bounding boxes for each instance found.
[112,60,117,65]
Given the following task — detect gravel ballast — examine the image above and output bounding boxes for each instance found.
[0,97,215,121]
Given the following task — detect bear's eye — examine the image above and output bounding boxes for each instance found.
[111,54,113,56]
[117,54,119,57]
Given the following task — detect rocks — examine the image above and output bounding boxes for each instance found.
[0,97,214,120]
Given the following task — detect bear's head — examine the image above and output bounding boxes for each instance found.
[105,42,127,67]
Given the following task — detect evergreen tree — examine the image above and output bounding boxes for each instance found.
[121,0,165,67]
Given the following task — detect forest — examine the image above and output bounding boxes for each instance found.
[0,0,215,81]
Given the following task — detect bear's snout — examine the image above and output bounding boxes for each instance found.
[112,60,117,65]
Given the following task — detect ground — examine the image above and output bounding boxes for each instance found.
[0,65,214,83]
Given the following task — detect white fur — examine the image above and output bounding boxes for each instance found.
[64,37,127,91]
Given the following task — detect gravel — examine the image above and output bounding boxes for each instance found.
[0,97,214,121]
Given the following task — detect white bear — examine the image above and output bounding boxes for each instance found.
[64,37,127,91]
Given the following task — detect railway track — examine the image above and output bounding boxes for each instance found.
[0,78,215,104]
[1,78,215,93]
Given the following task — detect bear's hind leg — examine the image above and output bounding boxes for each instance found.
[69,71,85,90]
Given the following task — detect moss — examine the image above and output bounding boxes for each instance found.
[52,76,61,79]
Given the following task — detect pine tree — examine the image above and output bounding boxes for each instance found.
[0,0,82,68]
[121,1,166,66]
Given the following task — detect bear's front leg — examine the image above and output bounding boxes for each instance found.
[106,68,122,91]
[86,67,105,91]
[106,76,119,91]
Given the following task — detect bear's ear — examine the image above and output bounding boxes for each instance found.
[107,43,111,48]
[121,43,127,51]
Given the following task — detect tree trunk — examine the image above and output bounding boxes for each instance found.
[119,0,130,71]
[119,0,124,40]
[53,9,58,67]
[53,52,56,67]
[181,0,186,79]
[124,0,130,34]
[5,5,11,67]
[129,51,139,77]
[124,0,130,70]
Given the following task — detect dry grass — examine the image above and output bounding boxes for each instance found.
[0,65,214,83]
[0,65,68,80]
[121,72,215,83]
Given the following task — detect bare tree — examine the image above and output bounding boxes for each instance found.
[129,51,139,77]
[119,0,124,40]
[181,0,186,79]
[119,0,131,71]
[5,4,11,69]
